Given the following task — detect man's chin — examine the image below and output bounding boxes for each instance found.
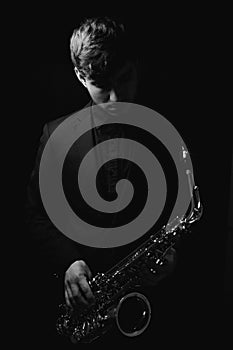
[100,102,133,117]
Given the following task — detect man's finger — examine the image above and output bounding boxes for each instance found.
[84,264,92,281]
[79,276,95,304]
[65,288,73,308]
[68,280,89,306]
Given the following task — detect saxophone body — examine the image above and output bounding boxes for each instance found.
[56,182,203,344]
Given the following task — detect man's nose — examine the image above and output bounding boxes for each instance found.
[109,89,119,102]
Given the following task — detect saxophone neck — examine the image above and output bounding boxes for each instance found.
[185,185,203,224]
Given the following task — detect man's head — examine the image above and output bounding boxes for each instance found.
[70,17,139,111]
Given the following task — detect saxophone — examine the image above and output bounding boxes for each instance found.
[56,176,203,344]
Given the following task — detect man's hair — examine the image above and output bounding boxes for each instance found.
[70,17,136,81]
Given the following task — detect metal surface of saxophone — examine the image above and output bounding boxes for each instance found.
[56,179,203,344]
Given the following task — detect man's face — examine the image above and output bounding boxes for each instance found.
[81,61,138,113]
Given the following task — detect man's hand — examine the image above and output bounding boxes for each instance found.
[142,248,177,286]
[65,260,95,309]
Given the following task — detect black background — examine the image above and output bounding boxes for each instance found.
[12,4,232,348]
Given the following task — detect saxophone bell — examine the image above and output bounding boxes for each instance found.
[115,292,151,337]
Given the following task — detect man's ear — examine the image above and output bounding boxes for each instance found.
[74,67,87,88]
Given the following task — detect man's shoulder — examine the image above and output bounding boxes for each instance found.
[47,101,92,135]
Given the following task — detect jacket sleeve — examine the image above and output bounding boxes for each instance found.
[25,123,84,277]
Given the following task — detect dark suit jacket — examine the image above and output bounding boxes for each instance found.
[25,101,135,279]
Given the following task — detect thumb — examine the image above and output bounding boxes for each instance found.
[84,263,92,281]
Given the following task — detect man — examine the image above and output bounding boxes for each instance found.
[26,16,176,343]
